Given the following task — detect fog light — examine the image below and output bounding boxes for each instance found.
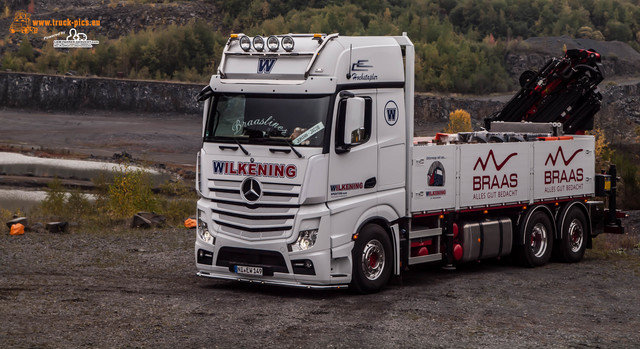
[239,35,251,51]
[203,230,214,244]
[289,229,318,252]
[267,35,279,51]
[281,36,294,51]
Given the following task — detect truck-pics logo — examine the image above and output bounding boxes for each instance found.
[543,146,584,192]
[53,28,99,49]
[257,58,277,74]
[10,10,38,34]
[384,100,399,126]
[213,160,296,178]
[472,150,518,199]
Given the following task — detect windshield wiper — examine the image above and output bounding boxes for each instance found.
[234,138,250,155]
[285,139,303,158]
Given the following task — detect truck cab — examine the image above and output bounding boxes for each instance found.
[195,34,414,291]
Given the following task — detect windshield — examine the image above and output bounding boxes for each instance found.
[204,94,331,147]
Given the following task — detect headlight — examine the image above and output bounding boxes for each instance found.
[239,35,251,51]
[267,35,279,51]
[253,36,265,51]
[281,36,294,52]
[197,210,214,245]
[289,229,318,252]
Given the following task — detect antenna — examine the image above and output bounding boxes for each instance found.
[346,44,352,79]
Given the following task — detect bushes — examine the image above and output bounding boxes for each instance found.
[36,166,196,229]
[443,109,473,133]
[106,165,158,219]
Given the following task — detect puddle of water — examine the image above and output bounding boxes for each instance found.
[0,152,171,212]
[0,152,171,183]
[0,188,98,212]
[0,188,48,212]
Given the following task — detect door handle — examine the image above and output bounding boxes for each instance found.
[364,177,377,189]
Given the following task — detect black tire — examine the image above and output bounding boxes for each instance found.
[515,210,554,267]
[350,224,392,294]
[554,207,588,263]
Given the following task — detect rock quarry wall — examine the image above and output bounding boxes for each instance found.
[1,72,638,129]
[0,72,203,114]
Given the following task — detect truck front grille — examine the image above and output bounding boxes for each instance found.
[206,179,300,239]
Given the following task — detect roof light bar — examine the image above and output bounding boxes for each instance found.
[267,35,279,52]
[253,36,265,52]
[282,36,294,52]
[239,35,251,52]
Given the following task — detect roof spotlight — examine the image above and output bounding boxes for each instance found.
[239,35,251,52]
[281,36,294,52]
[253,36,265,52]
[267,35,279,52]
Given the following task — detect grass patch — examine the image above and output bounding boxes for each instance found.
[589,233,640,260]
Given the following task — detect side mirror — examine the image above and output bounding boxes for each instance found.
[343,97,366,146]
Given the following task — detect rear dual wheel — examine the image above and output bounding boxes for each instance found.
[515,210,554,267]
[554,207,588,263]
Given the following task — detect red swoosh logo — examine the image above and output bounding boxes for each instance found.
[545,147,583,166]
[474,150,518,171]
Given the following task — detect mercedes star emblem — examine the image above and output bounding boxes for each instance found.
[240,177,262,202]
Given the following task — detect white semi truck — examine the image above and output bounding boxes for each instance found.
[194,33,624,293]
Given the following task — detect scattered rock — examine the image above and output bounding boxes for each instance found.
[112,151,133,161]
[131,212,166,229]
[46,221,69,233]
[6,216,27,229]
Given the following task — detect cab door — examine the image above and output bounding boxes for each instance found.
[327,90,378,201]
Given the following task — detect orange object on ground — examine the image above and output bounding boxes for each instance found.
[10,223,25,235]
[184,218,197,229]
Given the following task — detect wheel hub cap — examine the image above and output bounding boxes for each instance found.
[361,239,385,281]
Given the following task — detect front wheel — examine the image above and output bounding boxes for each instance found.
[515,210,554,267]
[350,224,392,294]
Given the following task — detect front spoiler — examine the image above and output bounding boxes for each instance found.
[196,271,349,290]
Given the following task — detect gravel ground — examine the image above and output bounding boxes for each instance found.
[1,211,639,348]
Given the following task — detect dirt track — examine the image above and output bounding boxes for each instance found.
[1,216,639,348]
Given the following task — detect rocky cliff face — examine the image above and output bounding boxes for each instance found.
[0,72,202,114]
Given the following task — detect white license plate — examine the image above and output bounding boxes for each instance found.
[235,265,263,276]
